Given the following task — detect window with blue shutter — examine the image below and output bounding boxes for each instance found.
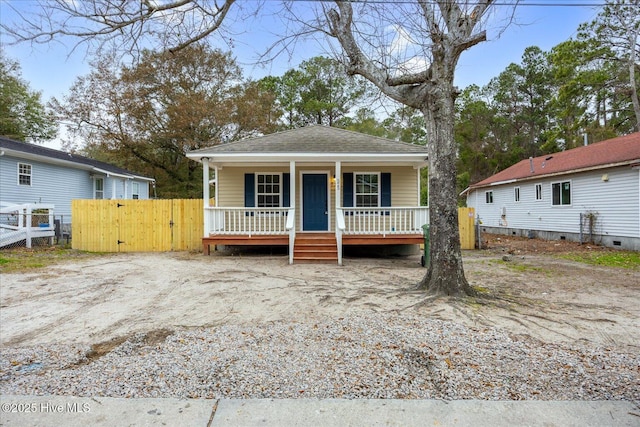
[343,172,391,214]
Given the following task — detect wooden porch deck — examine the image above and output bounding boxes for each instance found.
[203,235,289,255]
[341,234,423,245]
[202,232,423,261]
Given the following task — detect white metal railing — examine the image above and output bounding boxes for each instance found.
[205,207,291,236]
[337,207,429,236]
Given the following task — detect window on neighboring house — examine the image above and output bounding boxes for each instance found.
[514,187,520,202]
[18,163,31,186]
[132,182,140,200]
[552,181,571,205]
[256,173,281,207]
[485,191,493,204]
[95,178,104,199]
[535,184,543,201]
[355,173,379,207]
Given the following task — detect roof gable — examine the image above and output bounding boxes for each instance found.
[0,137,153,180]
[188,125,429,156]
[470,132,640,189]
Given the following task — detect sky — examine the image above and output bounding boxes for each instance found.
[0,1,601,149]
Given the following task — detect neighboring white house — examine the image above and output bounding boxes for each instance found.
[463,132,640,250]
[0,136,155,221]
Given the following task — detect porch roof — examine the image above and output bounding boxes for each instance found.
[186,125,428,165]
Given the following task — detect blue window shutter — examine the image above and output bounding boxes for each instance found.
[343,173,354,207]
[381,173,391,206]
[381,172,391,215]
[244,173,255,207]
[283,173,290,208]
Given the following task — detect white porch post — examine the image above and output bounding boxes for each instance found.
[290,160,296,210]
[213,165,219,207]
[202,158,210,237]
[289,160,296,265]
[111,175,116,199]
[335,161,342,266]
[335,161,341,210]
[417,167,421,205]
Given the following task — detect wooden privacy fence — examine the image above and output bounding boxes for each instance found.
[72,199,204,252]
[458,207,476,250]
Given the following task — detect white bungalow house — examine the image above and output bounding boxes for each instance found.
[463,132,640,250]
[186,126,430,265]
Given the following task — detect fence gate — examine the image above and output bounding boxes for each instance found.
[458,207,476,250]
[71,199,203,252]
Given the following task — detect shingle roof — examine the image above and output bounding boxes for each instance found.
[469,132,640,189]
[188,125,429,155]
[0,136,153,180]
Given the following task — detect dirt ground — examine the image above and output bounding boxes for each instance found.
[1,235,638,353]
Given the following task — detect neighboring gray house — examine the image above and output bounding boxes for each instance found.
[0,136,155,221]
[463,132,640,250]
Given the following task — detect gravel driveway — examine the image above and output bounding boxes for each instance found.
[1,248,638,401]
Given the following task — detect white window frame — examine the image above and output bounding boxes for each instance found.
[255,172,282,209]
[94,177,104,199]
[132,182,140,200]
[514,186,520,203]
[485,191,493,204]
[354,172,381,208]
[535,184,543,201]
[551,180,571,206]
[18,163,32,186]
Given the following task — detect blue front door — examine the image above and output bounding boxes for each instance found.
[302,174,328,231]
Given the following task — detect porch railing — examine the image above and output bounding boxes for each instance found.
[205,207,291,236]
[0,203,56,248]
[336,207,429,236]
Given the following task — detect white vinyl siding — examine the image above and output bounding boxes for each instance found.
[468,166,639,238]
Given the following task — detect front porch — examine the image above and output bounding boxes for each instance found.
[187,126,431,266]
[202,206,429,265]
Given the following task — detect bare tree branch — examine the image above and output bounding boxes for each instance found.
[1,0,243,57]
[327,3,421,108]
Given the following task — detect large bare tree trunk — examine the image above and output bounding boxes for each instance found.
[325,0,494,297]
[418,85,474,296]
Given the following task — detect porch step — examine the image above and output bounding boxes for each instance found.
[294,233,338,263]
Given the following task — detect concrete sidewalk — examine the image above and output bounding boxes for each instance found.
[1,395,638,426]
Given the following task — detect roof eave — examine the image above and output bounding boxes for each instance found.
[2,147,154,181]
[1,147,95,171]
[91,167,155,182]
[468,160,639,191]
[186,152,428,165]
